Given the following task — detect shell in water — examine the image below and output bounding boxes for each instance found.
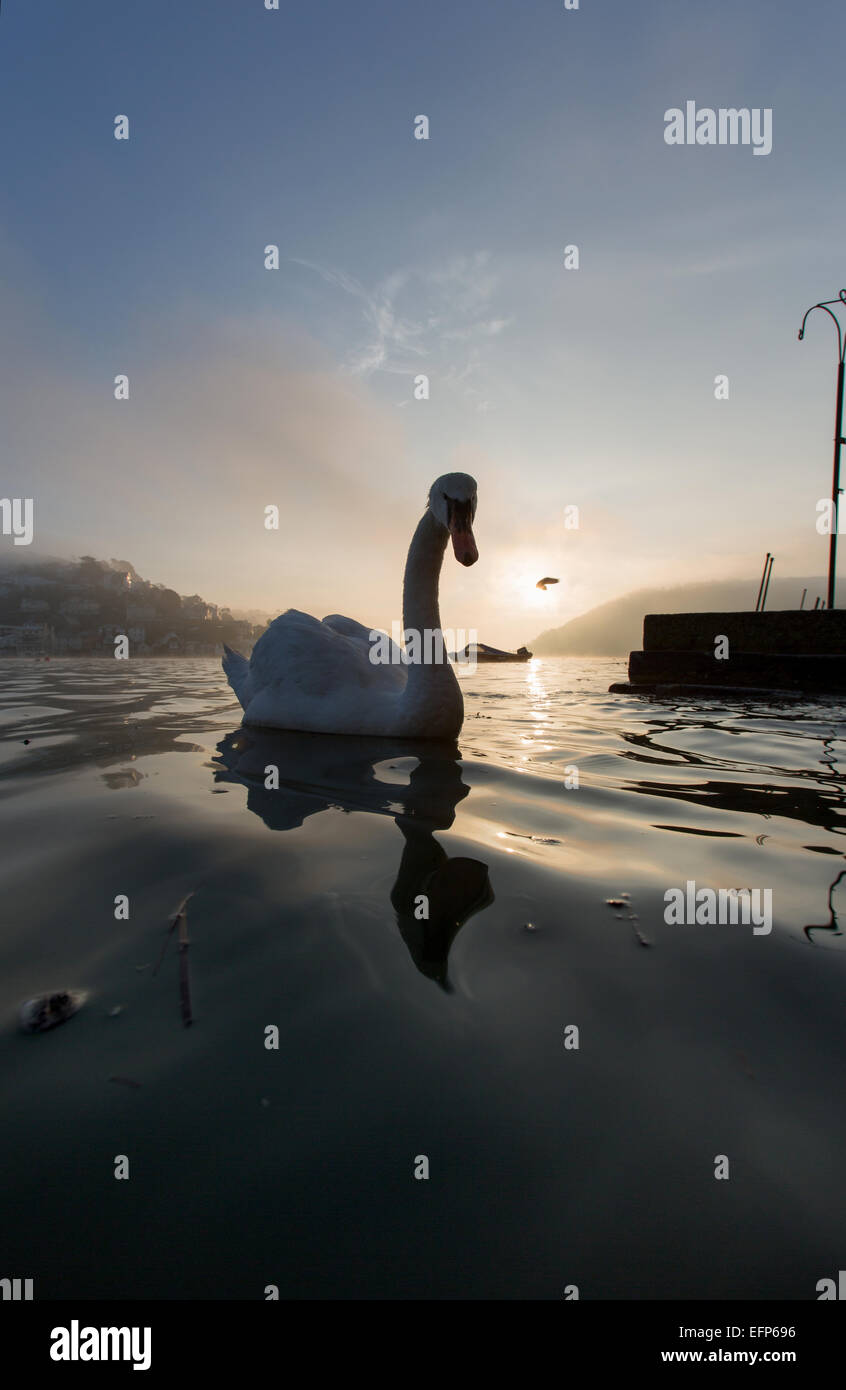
[19,990,87,1034]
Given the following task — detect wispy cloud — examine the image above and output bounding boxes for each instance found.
[291,251,511,406]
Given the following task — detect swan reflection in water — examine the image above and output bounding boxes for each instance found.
[213,728,494,987]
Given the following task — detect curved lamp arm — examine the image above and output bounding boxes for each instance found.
[798,292,846,363]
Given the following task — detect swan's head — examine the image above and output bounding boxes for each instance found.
[428,473,478,567]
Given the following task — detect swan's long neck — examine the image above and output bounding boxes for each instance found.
[402,509,448,639]
[400,510,462,731]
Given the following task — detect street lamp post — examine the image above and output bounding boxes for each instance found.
[798,289,846,611]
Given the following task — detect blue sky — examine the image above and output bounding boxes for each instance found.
[2,0,845,643]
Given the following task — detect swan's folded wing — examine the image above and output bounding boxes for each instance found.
[322,613,405,666]
[249,609,406,700]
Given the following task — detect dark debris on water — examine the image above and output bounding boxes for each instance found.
[605,894,652,948]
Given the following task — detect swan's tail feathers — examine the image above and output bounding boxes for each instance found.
[222,644,250,710]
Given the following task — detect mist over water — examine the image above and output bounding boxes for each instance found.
[1,657,845,1299]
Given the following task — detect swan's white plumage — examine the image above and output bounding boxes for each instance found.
[223,473,478,738]
[232,609,435,736]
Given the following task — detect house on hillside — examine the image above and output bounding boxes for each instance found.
[0,622,52,655]
[61,597,101,618]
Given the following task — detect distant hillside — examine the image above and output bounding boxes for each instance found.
[0,554,269,657]
[532,577,827,656]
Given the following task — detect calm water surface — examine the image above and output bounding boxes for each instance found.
[1,657,845,1299]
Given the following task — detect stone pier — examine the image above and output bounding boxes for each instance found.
[609,610,846,696]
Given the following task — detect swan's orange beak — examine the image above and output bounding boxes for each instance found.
[450,524,478,567]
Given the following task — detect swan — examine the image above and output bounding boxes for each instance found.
[222,472,478,737]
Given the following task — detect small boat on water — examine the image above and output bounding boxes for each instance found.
[452,642,533,663]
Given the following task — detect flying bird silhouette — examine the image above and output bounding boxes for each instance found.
[536,577,559,590]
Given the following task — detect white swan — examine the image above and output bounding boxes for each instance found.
[222,473,478,737]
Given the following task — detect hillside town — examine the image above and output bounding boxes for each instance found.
[0,556,267,656]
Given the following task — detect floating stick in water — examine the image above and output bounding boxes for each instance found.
[153,893,196,1027]
[605,893,651,948]
[177,898,193,1028]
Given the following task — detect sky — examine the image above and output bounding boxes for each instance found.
[2,0,846,646]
